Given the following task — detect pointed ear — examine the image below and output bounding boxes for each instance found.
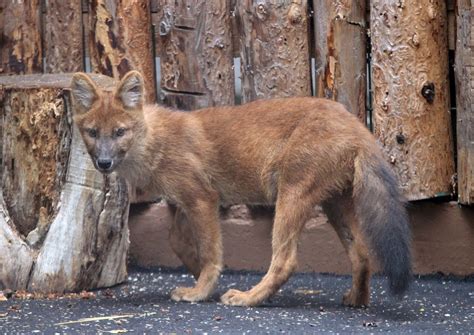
[115,71,144,110]
[70,73,99,113]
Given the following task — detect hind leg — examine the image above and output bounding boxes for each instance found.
[169,205,201,280]
[323,191,371,307]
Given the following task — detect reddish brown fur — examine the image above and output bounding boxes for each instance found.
[71,71,411,307]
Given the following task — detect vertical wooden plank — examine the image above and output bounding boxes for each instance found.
[370,0,455,200]
[150,0,159,13]
[157,0,234,110]
[89,0,156,103]
[237,0,311,103]
[44,0,84,73]
[0,0,42,74]
[455,0,474,204]
[313,0,366,120]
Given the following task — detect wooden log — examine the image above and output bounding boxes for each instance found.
[313,0,366,120]
[44,0,84,73]
[455,0,474,205]
[370,0,455,200]
[0,74,129,293]
[89,0,156,103]
[157,0,234,110]
[236,0,311,102]
[0,0,42,74]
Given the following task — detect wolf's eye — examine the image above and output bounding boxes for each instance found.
[86,128,98,138]
[114,127,126,137]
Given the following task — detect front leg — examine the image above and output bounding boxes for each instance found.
[170,197,223,303]
[169,204,201,280]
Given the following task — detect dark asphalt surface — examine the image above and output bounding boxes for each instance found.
[0,267,472,334]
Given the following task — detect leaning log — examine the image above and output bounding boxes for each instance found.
[0,74,129,293]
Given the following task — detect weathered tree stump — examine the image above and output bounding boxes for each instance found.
[0,74,129,293]
[370,0,455,200]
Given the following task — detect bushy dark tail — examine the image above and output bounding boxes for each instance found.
[353,153,412,296]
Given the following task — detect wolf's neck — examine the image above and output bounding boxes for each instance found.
[116,105,181,191]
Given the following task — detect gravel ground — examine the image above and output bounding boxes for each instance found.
[0,267,473,334]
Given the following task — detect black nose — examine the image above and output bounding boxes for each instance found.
[97,158,113,170]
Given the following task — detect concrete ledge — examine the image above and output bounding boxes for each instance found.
[128,201,474,276]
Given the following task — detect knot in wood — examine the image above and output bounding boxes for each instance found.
[396,134,406,144]
[411,33,419,47]
[288,4,302,24]
[256,2,268,20]
[160,9,173,36]
[421,82,435,104]
[160,20,172,36]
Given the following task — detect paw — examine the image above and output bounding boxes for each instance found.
[342,289,369,308]
[221,289,257,307]
[170,286,208,302]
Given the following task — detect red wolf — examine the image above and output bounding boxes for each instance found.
[71,71,411,307]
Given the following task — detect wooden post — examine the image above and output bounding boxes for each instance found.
[370,0,455,200]
[89,0,156,103]
[237,0,311,102]
[455,1,474,205]
[313,0,366,120]
[0,74,129,293]
[0,0,42,74]
[157,0,235,110]
[44,0,84,73]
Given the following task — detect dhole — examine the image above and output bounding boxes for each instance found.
[71,71,411,307]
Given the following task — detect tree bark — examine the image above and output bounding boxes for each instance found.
[157,0,235,110]
[313,0,366,120]
[236,0,311,103]
[455,0,474,205]
[370,0,455,200]
[44,0,84,73]
[0,0,42,74]
[89,0,156,103]
[0,74,129,293]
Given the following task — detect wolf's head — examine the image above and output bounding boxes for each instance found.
[71,71,145,174]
